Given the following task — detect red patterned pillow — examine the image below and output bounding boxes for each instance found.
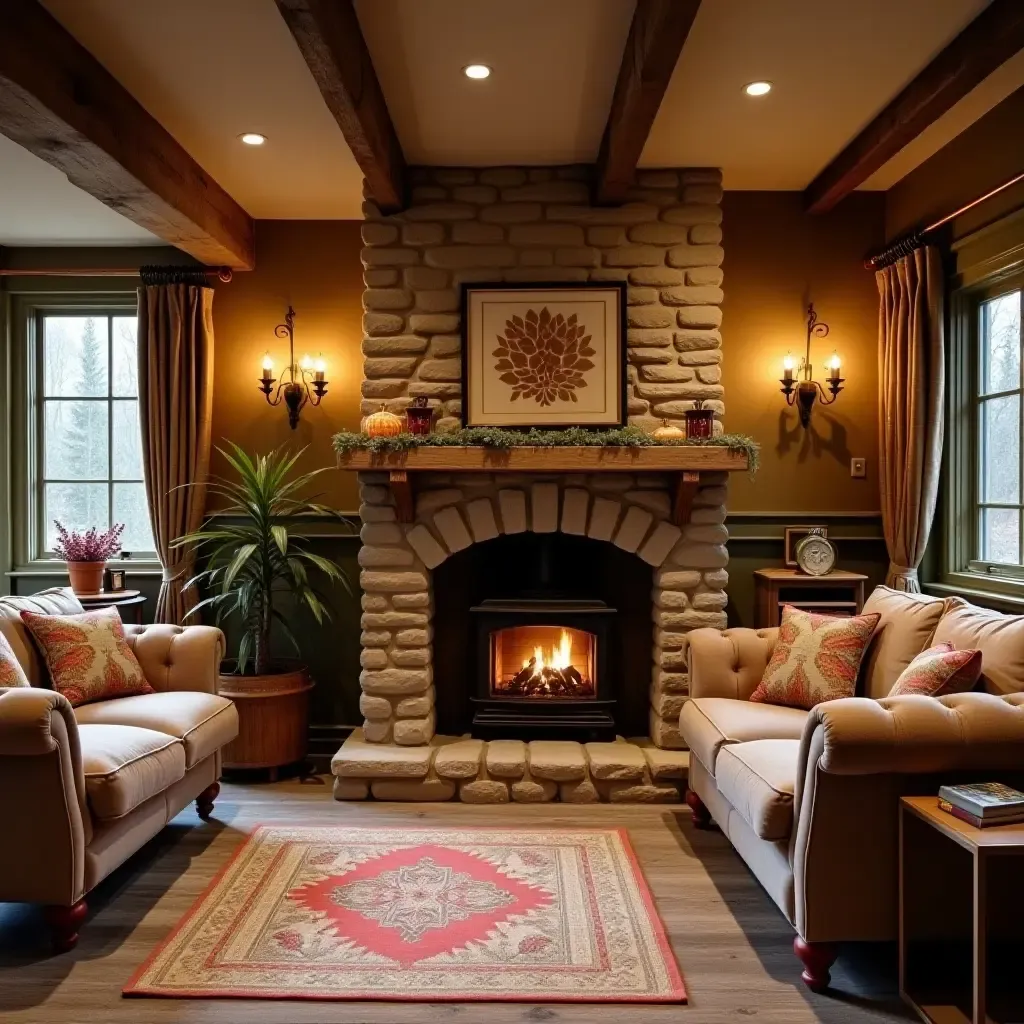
[20,607,153,707]
[751,605,881,710]
[0,629,30,688]
[887,642,982,697]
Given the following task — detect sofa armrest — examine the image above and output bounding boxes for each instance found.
[123,624,226,694]
[0,688,89,904]
[803,692,1024,776]
[686,626,778,700]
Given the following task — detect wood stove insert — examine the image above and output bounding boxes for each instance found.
[470,599,616,740]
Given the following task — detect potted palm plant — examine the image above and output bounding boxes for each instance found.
[173,444,351,777]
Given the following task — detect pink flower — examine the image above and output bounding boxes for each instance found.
[53,522,124,561]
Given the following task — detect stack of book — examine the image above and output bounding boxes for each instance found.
[938,782,1024,828]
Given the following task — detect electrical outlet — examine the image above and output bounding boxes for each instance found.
[851,457,867,479]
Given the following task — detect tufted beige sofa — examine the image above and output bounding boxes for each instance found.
[0,588,238,951]
[680,586,1024,991]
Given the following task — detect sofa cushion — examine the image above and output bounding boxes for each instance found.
[0,630,30,688]
[679,697,808,773]
[932,600,1024,695]
[715,739,799,841]
[751,606,880,710]
[75,691,238,768]
[78,724,186,820]
[888,642,982,697]
[0,588,83,686]
[860,586,947,698]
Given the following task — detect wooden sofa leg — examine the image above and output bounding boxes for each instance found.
[45,899,87,953]
[685,789,713,829]
[196,781,221,821]
[794,937,839,992]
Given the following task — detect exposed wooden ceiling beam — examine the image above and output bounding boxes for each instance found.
[594,0,701,205]
[804,0,1024,214]
[0,0,254,269]
[275,0,406,213]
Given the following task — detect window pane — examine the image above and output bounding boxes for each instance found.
[982,507,1020,564]
[112,316,138,397]
[45,483,109,550]
[981,292,1021,395]
[43,316,109,397]
[112,400,143,479]
[113,483,153,553]
[979,394,1020,503]
[44,401,108,479]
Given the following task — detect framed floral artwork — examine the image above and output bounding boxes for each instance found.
[461,282,627,428]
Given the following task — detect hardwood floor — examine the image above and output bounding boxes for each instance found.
[0,778,912,1023]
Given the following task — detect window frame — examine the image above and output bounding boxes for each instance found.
[943,266,1024,603]
[9,292,160,573]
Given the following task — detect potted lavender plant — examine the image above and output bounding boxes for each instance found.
[53,521,125,596]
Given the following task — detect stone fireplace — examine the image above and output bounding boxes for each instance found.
[331,166,732,803]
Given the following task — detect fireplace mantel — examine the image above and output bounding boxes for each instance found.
[339,445,748,524]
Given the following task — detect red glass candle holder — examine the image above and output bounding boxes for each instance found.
[685,408,714,439]
[406,397,433,435]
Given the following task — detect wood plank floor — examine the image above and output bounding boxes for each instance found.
[0,778,912,1023]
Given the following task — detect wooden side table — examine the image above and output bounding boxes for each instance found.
[75,590,147,624]
[753,568,867,627]
[900,796,1024,1024]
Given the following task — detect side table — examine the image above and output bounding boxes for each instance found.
[753,568,867,627]
[75,590,147,624]
[900,796,1024,1024]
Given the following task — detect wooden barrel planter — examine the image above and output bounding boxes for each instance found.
[218,661,313,780]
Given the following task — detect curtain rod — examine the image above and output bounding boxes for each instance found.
[0,265,233,281]
[865,170,1024,270]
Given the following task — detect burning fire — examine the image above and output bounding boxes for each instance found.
[525,629,574,676]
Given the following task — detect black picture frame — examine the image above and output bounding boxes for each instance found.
[107,568,126,593]
[460,281,628,429]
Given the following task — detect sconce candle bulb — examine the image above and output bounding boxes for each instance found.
[779,305,844,427]
[257,307,330,429]
[314,354,326,383]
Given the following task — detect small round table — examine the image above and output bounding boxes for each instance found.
[75,590,147,624]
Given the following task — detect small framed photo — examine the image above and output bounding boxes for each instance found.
[784,526,828,568]
[107,569,126,593]
[461,281,627,428]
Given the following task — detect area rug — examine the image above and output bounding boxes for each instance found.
[124,825,685,1003]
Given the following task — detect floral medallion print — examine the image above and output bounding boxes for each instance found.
[493,307,595,407]
[0,630,29,688]
[20,607,152,707]
[751,605,880,710]
[888,642,982,697]
[124,826,686,1003]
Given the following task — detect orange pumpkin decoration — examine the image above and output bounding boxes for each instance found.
[653,420,684,441]
[365,404,403,438]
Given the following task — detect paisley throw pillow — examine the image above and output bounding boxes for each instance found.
[750,605,881,710]
[20,607,153,707]
[0,629,30,688]
[887,641,982,697]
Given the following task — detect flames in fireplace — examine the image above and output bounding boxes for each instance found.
[492,625,595,699]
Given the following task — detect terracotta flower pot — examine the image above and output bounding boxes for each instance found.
[66,560,106,596]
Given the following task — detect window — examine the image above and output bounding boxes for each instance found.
[37,312,154,557]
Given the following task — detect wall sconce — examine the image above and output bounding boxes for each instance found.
[780,304,844,427]
[258,306,329,429]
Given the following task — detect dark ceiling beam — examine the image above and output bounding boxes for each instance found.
[0,0,254,269]
[594,0,701,205]
[804,0,1024,214]
[275,0,406,212]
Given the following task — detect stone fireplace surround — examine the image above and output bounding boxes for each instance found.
[331,165,729,803]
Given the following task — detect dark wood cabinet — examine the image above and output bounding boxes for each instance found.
[754,568,867,628]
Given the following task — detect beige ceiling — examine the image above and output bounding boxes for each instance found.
[41,0,364,219]
[642,0,994,188]
[354,0,636,165]
[0,133,159,245]
[1,0,1021,247]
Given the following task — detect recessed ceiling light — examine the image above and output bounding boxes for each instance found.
[239,132,267,146]
[463,64,491,80]
[743,81,772,97]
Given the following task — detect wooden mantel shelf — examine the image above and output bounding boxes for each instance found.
[337,445,748,525]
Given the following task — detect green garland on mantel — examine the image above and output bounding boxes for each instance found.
[333,425,760,473]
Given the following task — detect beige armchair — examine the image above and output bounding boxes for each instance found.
[679,587,1024,991]
[0,589,238,951]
